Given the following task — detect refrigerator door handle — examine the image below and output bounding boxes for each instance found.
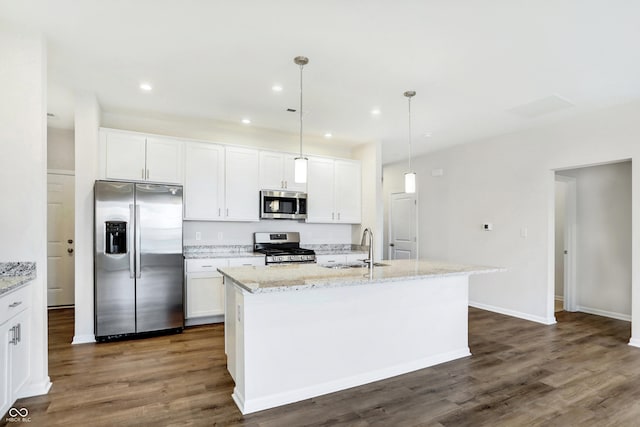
[129,204,135,278]
[135,204,141,278]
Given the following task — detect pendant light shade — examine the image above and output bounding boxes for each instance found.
[404,90,416,194]
[294,157,308,183]
[294,55,309,183]
[404,172,416,194]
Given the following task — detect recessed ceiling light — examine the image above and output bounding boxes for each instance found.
[139,83,152,91]
[241,118,251,124]
[324,133,332,138]
[272,85,283,92]
[371,109,381,116]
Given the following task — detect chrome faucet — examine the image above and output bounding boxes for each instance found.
[360,227,374,268]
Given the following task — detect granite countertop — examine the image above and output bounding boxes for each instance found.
[218,259,503,293]
[184,244,367,259]
[0,262,36,296]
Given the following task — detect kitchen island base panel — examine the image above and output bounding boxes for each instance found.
[225,274,471,415]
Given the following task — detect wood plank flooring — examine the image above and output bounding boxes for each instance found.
[3,308,639,426]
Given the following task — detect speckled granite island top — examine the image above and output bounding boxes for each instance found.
[218,259,503,293]
[0,262,36,295]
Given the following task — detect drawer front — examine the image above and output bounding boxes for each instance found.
[228,257,265,267]
[186,259,228,273]
[315,255,347,265]
[0,284,31,325]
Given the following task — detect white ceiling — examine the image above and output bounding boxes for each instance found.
[2,0,640,164]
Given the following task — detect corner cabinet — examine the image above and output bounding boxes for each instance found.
[307,157,362,224]
[100,129,183,184]
[0,284,31,419]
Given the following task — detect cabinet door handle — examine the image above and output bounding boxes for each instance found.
[337,212,341,220]
[17,323,21,343]
[281,180,284,189]
[284,180,287,189]
[332,212,335,220]
[146,169,150,180]
[141,168,145,179]
[218,208,221,217]
[226,208,229,217]
[9,301,22,308]
[202,265,213,268]
[9,326,16,345]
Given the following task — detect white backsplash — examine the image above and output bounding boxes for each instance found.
[183,220,353,246]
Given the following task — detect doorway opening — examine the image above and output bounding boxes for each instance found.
[554,160,631,322]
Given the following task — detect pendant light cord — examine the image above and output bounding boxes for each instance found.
[299,63,304,158]
[408,95,412,171]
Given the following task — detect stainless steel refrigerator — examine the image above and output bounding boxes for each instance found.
[94,180,184,340]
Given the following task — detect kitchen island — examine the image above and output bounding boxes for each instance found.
[218,259,501,414]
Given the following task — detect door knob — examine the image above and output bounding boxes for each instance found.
[67,248,74,254]
[68,239,73,244]
[389,243,395,247]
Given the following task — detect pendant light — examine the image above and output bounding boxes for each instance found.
[404,90,416,193]
[294,56,309,183]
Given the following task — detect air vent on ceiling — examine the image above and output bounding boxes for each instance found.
[507,95,575,118]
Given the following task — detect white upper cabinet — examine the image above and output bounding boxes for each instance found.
[259,151,306,192]
[101,129,183,184]
[225,146,260,221]
[307,156,361,224]
[334,160,362,223]
[307,157,336,223]
[145,137,183,184]
[184,142,225,220]
[104,132,147,181]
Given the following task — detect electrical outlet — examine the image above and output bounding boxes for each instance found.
[195,232,202,241]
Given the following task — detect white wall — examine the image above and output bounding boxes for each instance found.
[73,93,100,344]
[47,127,75,171]
[351,142,384,260]
[554,180,567,298]
[184,221,352,246]
[560,162,632,320]
[382,100,640,335]
[0,27,51,396]
[101,111,356,159]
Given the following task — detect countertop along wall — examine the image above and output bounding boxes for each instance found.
[382,100,640,341]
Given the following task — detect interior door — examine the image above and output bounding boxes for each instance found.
[389,192,417,259]
[47,173,75,306]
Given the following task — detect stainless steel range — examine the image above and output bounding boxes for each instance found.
[254,232,316,264]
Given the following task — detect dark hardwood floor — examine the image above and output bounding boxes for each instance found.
[3,307,639,426]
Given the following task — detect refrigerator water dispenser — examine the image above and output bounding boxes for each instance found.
[105,221,127,254]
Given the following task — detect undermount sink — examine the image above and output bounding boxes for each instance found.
[320,262,389,269]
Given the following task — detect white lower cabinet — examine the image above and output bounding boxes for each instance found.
[0,284,31,418]
[185,257,265,326]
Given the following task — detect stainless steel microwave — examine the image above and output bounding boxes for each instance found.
[260,190,307,220]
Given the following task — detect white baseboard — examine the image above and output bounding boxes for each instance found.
[18,376,52,398]
[628,337,640,348]
[575,305,631,322]
[72,334,96,344]
[469,301,557,325]
[235,348,471,415]
[555,296,564,302]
